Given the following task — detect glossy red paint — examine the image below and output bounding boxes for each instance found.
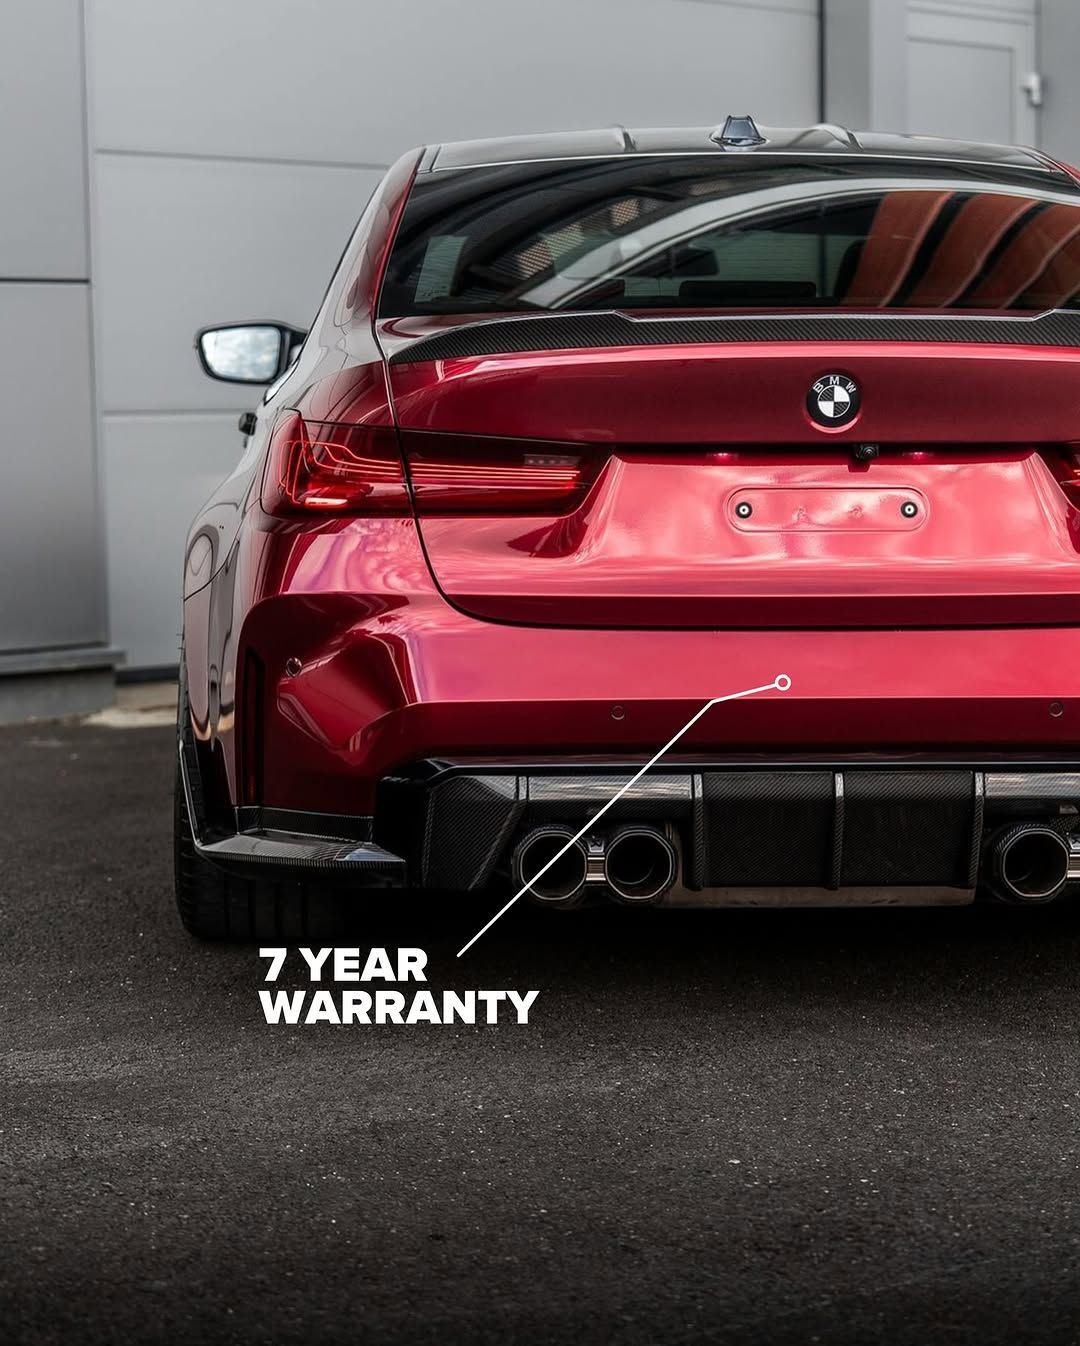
[403,446,1080,627]
[382,334,1080,444]
[191,507,1080,816]
[384,339,1080,626]
[183,138,1080,828]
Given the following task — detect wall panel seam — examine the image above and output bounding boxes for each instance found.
[0,277,90,285]
[909,1,1036,19]
[96,147,390,173]
[679,0,816,12]
[104,410,252,420]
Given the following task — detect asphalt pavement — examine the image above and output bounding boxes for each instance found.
[4,714,1080,1345]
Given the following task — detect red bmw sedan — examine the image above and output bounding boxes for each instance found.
[178,117,1080,938]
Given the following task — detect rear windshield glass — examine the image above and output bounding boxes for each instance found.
[379,156,1080,317]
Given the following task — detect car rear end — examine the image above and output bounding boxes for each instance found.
[189,125,1080,916]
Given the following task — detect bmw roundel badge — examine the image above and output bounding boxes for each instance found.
[807,373,860,427]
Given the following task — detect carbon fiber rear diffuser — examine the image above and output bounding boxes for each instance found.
[384,763,1080,894]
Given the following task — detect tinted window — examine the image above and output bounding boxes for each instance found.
[379,157,1080,316]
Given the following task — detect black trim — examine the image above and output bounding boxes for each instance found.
[388,310,1080,364]
[193,319,307,385]
[385,760,1079,892]
[426,125,1068,178]
[235,806,374,841]
[829,771,844,890]
[396,753,1080,780]
[388,762,1058,892]
[968,772,986,887]
[191,829,404,883]
[179,744,403,885]
[690,772,705,889]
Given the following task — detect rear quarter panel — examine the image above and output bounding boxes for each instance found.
[181,149,421,814]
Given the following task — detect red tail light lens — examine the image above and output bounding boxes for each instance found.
[262,413,604,516]
[262,411,411,515]
[402,431,603,514]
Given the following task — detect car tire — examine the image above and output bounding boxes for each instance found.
[173,658,340,942]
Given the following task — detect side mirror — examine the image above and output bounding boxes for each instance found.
[195,321,306,384]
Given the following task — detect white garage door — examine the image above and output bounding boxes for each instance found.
[907,2,1038,147]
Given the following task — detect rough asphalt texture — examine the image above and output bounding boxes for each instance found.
[3,719,1080,1345]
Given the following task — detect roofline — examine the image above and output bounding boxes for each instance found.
[419,122,1070,182]
[422,149,1068,176]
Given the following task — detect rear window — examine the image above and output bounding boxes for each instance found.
[378,156,1080,317]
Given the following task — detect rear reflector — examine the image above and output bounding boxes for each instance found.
[262,412,604,516]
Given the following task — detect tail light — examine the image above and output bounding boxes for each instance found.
[262,411,410,514]
[261,412,604,516]
[402,431,603,513]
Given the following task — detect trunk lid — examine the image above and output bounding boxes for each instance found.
[383,327,1080,627]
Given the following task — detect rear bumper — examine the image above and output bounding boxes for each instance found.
[188,523,1080,897]
[187,743,1080,903]
[242,595,1080,819]
[187,514,1080,818]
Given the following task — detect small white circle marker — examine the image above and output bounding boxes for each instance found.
[775,674,791,691]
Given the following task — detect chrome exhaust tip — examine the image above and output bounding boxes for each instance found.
[603,826,677,905]
[992,823,1070,903]
[513,826,588,908]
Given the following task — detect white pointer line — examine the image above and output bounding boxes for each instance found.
[456,674,792,957]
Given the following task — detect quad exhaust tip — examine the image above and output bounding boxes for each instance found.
[513,826,589,908]
[992,823,1070,903]
[513,823,678,907]
[604,826,677,905]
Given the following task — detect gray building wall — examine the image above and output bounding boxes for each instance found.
[0,2,109,684]
[0,1,120,721]
[1040,0,1080,170]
